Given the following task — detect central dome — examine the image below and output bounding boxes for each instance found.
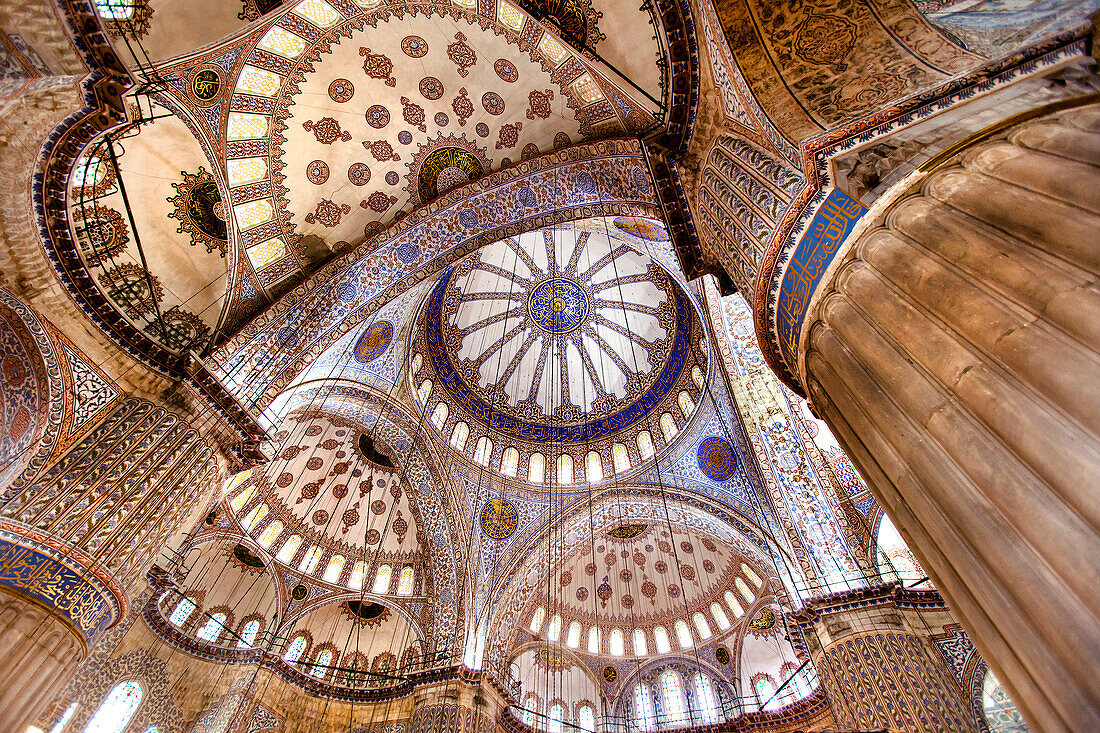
[409,221,708,485]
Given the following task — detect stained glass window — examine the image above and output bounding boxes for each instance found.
[73,156,106,188]
[724,591,744,618]
[227,157,267,186]
[283,634,307,663]
[608,628,624,656]
[276,535,302,564]
[691,365,704,390]
[169,597,196,626]
[497,0,525,30]
[556,454,573,484]
[677,391,694,418]
[257,520,283,548]
[50,701,77,733]
[660,413,677,442]
[633,628,648,656]
[585,452,603,483]
[754,676,777,711]
[323,554,345,583]
[226,113,269,141]
[235,65,282,97]
[659,670,688,727]
[982,671,1029,732]
[548,703,564,733]
[83,681,142,733]
[523,697,537,726]
[578,704,596,733]
[473,437,492,466]
[538,34,568,65]
[247,239,285,270]
[417,379,433,403]
[410,353,422,376]
[237,619,260,648]
[431,402,448,431]
[566,621,581,648]
[396,566,415,595]
[451,422,469,451]
[612,443,630,473]
[229,484,256,512]
[634,683,655,731]
[528,453,545,483]
[742,564,763,588]
[573,74,604,104]
[233,199,274,230]
[257,26,307,58]
[636,431,655,460]
[292,0,340,26]
[653,626,671,654]
[529,607,545,633]
[674,620,692,649]
[735,578,755,604]
[547,613,562,641]
[693,674,720,724]
[710,603,730,631]
[501,447,519,477]
[372,564,392,594]
[241,502,268,529]
[348,560,366,589]
[587,627,600,654]
[298,546,322,574]
[692,612,712,640]
[197,612,226,642]
[311,649,333,678]
[94,0,134,20]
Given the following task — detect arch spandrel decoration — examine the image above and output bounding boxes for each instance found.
[209,140,660,411]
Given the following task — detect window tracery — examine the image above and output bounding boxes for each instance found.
[84,681,142,733]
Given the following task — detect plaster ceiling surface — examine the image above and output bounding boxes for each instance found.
[231,413,424,561]
[410,222,708,477]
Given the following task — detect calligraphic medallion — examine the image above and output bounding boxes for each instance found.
[189,67,223,106]
[528,278,588,333]
[353,320,393,364]
[697,436,735,481]
[480,498,518,540]
[417,146,483,202]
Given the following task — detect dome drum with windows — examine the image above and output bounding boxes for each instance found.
[410,222,708,487]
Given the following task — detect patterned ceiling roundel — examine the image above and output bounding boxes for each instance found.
[480,498,519,540]
[698,436,736,481]
[353,320,393,364]
[527,278,588,333]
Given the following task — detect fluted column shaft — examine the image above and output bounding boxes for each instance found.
[799,103,1100,731]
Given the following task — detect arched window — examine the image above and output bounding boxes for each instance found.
[633,628,648,656]
[587,627,600,654]
[876,514,928,585]
[529,606,545,633]
[692,612,712,640]
[612,443,630,473]
[677,391,694,418]
[411,353,422,375]
[724,591,744,618]
[322,554,346,583]
[608,628,624,656]
[348,560,366,590]
[396,566,415,595]
[659,669,688,726]
[735,578,755,604]
[94,0,135,20]
[523,697,538,726]
[501,447,519,477]
[741,564,763,588]
[653,626,671,654]
[473,437,492,466]
[691,365,704,390]
[674,619,693,649]
[566,621,581,648]
[73,156,105,188]
[283,634,308,663]
[276,534,302,564]
[981,670,1028,732]
[229,483,256,512]
[372,564,393,594]
[585,451,603,483]
[578,703,596,733]
[660,413,678,442]
[197,612,226,642]
[710,603,730,631]
[634,682,656,731]
[528,453,545,483]
[168,597,196,627]
[547,613,562,641]
[417,380,432,403]
[556,454,573,484]
[753,675,778,711]
[241,503,269,530]
[49,701,77,733]
[298,545,322,574]
[548,703,564,733]
[693,673,720,724]
[451,421,469,451]
[257,520,283,548]
[311,648,333,678]
[636,431,655,460]
[430,402,448,430]
[237,619,261,648]
[84,680,142,733]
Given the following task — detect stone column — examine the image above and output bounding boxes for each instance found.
[793,583,979,732]
[798,102,1100,731]
[410,677,506,733]
[0,396,218,731]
